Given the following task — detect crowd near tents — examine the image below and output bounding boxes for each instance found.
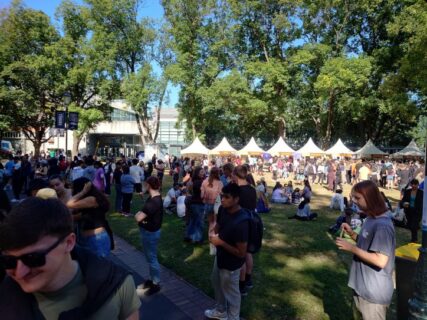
[179,137,425,159]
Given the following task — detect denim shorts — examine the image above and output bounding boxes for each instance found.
[204,203,215,215]
[80,230,111,258]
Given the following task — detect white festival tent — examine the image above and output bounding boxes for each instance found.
[392,140,424,157]
[296,138,325,156]
[238,137,265,155]
[355,139,387,157]
[180,137,210,156]
[209,137,237,155]
[325,138,354,156]
[267,136,295,156]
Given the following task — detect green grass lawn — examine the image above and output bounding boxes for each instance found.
[107,175,412,320]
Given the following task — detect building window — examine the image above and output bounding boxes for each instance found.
[110,108,136,121]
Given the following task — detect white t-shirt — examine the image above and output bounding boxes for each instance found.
[330,193,345,212]
[130,165,144,183]
[163,188,178,208]
[177,195,186,217]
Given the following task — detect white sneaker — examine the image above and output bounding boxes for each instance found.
[204,308,228,320]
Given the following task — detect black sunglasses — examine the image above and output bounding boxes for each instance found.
[0,234,69,270]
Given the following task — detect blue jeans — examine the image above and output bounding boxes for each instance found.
[80,230,111,258]
[140,228,161,284]
[114,184,122,212]
[186,204,205,242]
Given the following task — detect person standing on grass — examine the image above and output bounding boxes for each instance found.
[113,161,123,213]
[135,176,163,296]
[202,167,223,248]
[184,166,206,244]
[400,179,423,242]
[336,180,395,320]
[205,183,249,320]
[233,165,257,296]
[130,159,144,193]
[120,166,135,217]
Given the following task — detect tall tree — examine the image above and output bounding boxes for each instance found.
[85,0,169,145]
[0,2,62,156]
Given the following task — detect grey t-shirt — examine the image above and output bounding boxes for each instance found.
[348,214,395,305]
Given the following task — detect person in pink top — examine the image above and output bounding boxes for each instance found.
[93,161,106,192]
[202,167,223,234]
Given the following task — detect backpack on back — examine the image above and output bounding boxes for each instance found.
[234,209,264,254]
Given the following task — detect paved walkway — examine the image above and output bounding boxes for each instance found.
[111,236,215,320]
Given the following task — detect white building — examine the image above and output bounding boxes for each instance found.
[4,100,187,158]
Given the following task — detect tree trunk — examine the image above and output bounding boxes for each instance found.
[33,139,42,158]
[72,131,83,157]
[278,117,286,140]
[325,89,337,148]
[192,122,197,140]
[134,113,147,146]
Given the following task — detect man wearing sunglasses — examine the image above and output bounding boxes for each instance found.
[205,183,249,320]
[0,197,140,320]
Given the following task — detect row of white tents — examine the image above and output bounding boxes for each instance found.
[181,137,425,158]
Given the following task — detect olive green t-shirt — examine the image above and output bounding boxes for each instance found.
[34,266,141,320]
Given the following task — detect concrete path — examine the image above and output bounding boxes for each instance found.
[111,236,215,320]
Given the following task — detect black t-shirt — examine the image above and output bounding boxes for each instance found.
[139,195,163,232]
[216,207,249,271]
[239,185,257,211]
[191,179,203,204]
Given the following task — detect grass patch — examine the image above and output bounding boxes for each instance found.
[107,175,412,320]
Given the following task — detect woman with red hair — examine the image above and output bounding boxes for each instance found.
[336,180,395,320]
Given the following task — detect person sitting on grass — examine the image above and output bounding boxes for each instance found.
[291,187,301,204]
[330,188,347,213]
[284,181,293,201]
[163,183,182,215]
[271,182,289,204]
[288,180,317,221]
[256,188,271,213]
[176,188,188,218]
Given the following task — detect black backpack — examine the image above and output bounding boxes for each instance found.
[233,209,264,254]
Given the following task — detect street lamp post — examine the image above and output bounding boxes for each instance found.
[63,93,71,159]
[408,133,427,320]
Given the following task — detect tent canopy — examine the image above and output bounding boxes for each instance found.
[210,137,237,155]
[392,140,424,157]
[325,139,354,156]
[297,138,325,156]
[267,137,295,156]
[355,139,386,157]
[238,137,265,155]
[180,137,210,156]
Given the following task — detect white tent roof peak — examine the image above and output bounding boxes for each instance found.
[267,137,295,156]
[238,137,265,155]
[326,139,354,155]
[180,137,210,155]
[210,137,237,154]
[355,139,386,156]
[297,138,325,156]
[393,140,424,157]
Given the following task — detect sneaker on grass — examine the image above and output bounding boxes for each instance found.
[204,308,228,320]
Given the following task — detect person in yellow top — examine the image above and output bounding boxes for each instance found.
[358,163,371,181]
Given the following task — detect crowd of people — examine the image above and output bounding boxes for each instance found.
[0,149,425,320]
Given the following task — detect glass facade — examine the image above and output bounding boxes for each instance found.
[110,108,136,121]
[158,121,185,145]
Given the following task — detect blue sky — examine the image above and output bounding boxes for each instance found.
[1,0,179,107]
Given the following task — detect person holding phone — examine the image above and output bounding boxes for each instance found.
[336,180,395,320]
